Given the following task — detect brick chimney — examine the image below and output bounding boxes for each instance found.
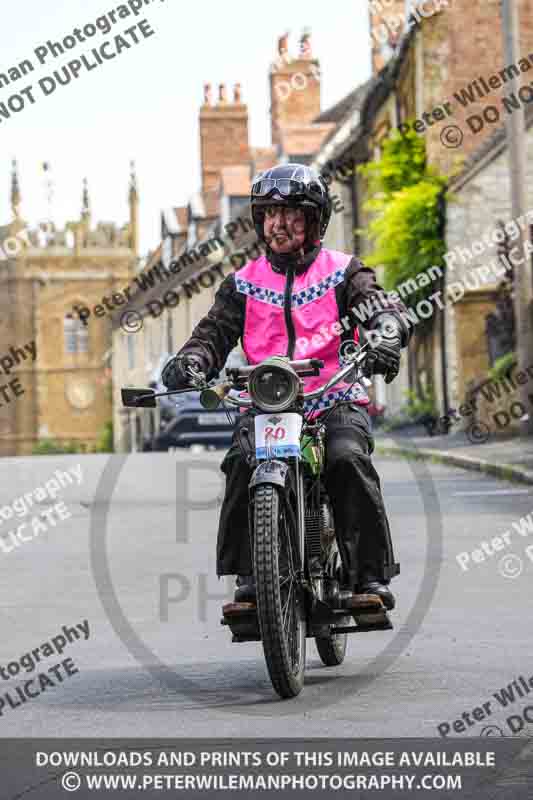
[368,0,412,73]
[199,82,250,195]
[269,29,322,147]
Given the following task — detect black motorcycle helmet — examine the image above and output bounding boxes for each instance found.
[250,163,332,250]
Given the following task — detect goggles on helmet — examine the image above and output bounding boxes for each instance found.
[251,178,324,201]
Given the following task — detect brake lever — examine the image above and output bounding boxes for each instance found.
[343,342,372,386]
[186,365,208,390]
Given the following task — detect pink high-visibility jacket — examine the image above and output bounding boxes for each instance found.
[236,249,369,416]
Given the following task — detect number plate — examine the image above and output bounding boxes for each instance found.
[198,413,233,426]
[254,413,302,459]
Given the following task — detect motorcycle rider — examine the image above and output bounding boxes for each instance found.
[162,163,411,611]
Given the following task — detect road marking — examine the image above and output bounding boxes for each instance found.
[451,489,531,496]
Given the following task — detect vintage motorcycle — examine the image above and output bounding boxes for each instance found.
[122,343,396,699]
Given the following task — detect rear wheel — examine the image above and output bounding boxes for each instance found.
[315,546,348,666]
[315,627,347,666]
[253,484,306,699]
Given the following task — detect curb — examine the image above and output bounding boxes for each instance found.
[376,442,533,486]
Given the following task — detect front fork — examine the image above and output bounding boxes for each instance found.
[294,457,306,578]
[247,457,304,575]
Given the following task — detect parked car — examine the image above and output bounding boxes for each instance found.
[143,390,238,451]
[143,349,245,451]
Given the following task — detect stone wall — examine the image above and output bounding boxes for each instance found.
[471,360,533,434]
[423,0,533,175]
[450,289,500,407]
[444,123,533,409]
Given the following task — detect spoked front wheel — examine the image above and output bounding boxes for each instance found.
[253,484,306,699]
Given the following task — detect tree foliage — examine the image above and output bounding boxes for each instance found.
[32,439,84,455]
[358,127,449,307]
[96,420,114,453]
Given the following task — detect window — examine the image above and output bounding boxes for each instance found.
[63,314,89,354]
[127,334,135,369]
[187,221,197,249]
[162,236,172,268]
[144,328,150,364]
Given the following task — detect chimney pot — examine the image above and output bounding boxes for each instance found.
[218,83,227,104]
[203,83,212,105]
[278,32,289,55]
[300,28,312,58]
[234,83,242,103]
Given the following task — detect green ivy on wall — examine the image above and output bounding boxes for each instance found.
[358,127,449,310]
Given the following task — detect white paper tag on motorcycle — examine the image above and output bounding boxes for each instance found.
[254,413,302,459]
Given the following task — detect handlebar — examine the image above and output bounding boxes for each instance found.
[121,347,369,411]
[199,348,369,409]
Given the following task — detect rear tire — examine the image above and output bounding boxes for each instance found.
[253,484,306,699]
[315,545,348,666]
[315,628,347,666]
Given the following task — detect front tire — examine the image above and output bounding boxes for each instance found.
[253,484,306,699]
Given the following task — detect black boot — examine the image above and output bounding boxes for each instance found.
[359,578,395,611]
[234,575,256,603]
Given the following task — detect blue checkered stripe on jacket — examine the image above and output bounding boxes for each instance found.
[291,268,346,307]
[235,278,285,307]
[303,384,369,414]
[235,267,346,309]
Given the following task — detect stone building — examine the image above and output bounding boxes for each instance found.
[309,0,533,418]
[0,161,138,456]
[445,105,533,429]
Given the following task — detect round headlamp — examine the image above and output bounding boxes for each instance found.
[248,357,300,413]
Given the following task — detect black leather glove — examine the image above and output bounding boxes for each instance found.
[161,354,205,391]
[363,313,403,384]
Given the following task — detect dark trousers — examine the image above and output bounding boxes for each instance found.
[216,403,399,585]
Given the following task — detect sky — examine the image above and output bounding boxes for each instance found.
[0,0,371,255]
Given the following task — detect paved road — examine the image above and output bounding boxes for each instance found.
[0,450,532,738]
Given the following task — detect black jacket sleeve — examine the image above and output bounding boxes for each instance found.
[343,256,412,346]
[174,273,245,379]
